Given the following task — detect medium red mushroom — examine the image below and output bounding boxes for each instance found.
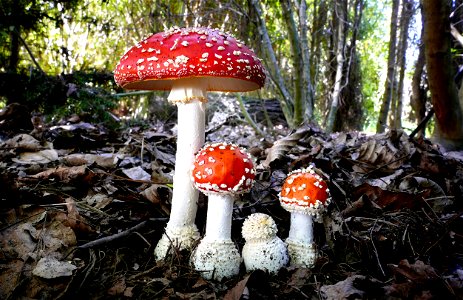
[190,142,255,280]
[114,27,265,260]
[279,166,331,267]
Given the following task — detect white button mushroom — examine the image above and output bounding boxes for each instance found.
[241,213,288,274]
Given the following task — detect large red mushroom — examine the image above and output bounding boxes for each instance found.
[114,27,266,260]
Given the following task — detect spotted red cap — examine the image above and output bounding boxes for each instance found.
[192,142,255,195]
[279,166,331,216]
[114,27,266,92]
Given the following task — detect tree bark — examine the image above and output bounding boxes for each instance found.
[280,0,306,126]
[376,0,400,133]
[334,0,364,132]
[410,23,427,137]
[298,0,315,120]
[310,0,328,93]
[250,0,295,127]
[422,0,463,149]
[325,0,346,133]
[390,0,413,129]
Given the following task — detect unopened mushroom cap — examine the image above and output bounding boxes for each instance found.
[114,27,266,91]
[242,213,278,242]
[192,142,255,195]
[279,166,331,216]
[242,213,288,273]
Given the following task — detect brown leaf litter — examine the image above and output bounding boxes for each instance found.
[0,112,462,299]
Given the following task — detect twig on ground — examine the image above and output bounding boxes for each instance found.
[369,220,386,276]
[77,220,148,249]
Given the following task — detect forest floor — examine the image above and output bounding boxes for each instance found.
[0,96,463,299]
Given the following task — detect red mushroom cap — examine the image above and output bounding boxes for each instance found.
[192,142,255,195]
[114,27,266,92]
[279,166,331,216]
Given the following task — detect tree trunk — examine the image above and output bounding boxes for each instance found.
[334,0,365,132]
[376,0,400,133]
[325,0,346,133]
[250,0,295,127]
[390,0,414,129]
[422,0,463,149]
[310,0,328,93]
[7,0,21,73]
[298,0,315,120]
[280,0,306,126]
[410,23,427,137]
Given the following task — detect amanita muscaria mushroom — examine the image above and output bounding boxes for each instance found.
[279,166,331,268]
[114,27,265,260]
[241,213,288,274]
[191,142,255,280]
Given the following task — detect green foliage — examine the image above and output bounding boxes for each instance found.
[1,0,399,132]
[357,0,391,132]
[52,88,118,126]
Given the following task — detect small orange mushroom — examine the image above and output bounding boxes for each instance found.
[279,166,331,268]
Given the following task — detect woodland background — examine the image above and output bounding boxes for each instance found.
[3,0,463,138]
[1,0,463,299]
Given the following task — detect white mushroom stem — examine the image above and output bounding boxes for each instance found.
[286,211,317,268]
[288,212,314,244]
[154,78,207,260]
[203,194,234,241]
[191,194,241,280]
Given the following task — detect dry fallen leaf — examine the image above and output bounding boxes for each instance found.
[122,166,151,181]
[0,259,24,299]
[107,276,127,296]
[3,133,42,151]
[384,260,447,299]
[140,184,169,205]
[262,127,313,168]
[61,197,94,233]
[223,274,251,300]
[353,182,430,211]
[13,149,59,164]
[321,274,388,299]
[64,153,122,168]
[83,193,113,209]
[30,165,93,182]
[348,130,414,174]
[32,256,77,279]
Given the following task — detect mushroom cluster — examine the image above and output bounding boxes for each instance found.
[279,166,331,267]
[113,27,266,260]
[114,26,333,278]
[241,213,288,274]
[190,142,255,280]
